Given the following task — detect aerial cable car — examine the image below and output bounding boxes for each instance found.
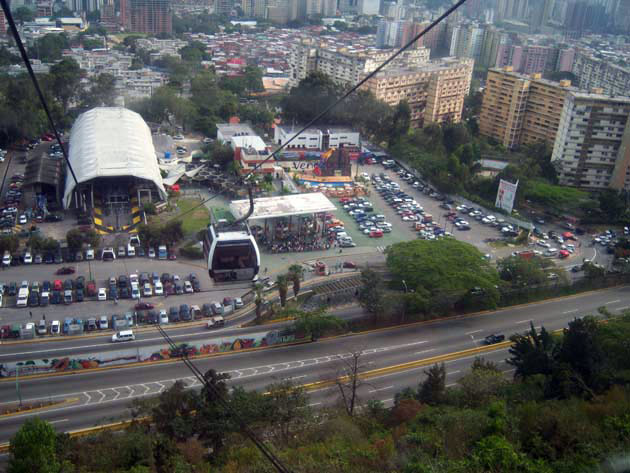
[204,186,260,282]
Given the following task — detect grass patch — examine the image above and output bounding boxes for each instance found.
[174,198,211,235]
[524,180,589,209]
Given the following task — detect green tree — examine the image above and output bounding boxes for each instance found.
[81,73,117,109]
[29,33,69,62]
[497,255,548,288]
[357,268,384,321]
[151,380,198,442]
[13,6,35,23]
[276,274,289,307]
[598,188,627,222]
[282,71,339,125]
[557,316,607,393]
[292,308,345,340]
[8,418,59,473]
[388,100,411,145]
[66,228,84,250]
[254,283,265,323]
[48,58,82,113]
[287,263,303,296]
[244,65,264,92]
[417,363,446,405]
[196,369,232,456]
[507,322,557,379]
[206,141,234,169]
[386,239,501,313]
[264,380,311,445]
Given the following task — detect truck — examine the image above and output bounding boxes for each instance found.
[517,250,535,260]
[158,245,168,260]
[16,287,29,307]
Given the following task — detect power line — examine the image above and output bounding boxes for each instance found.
[0,0,79,186]
[167,0,470,224]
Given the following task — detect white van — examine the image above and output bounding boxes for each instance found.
[111,330,135,342]
[101,247,116,261]
[16,288,28,307]
[127,243,136,257]
[131,283,140,300]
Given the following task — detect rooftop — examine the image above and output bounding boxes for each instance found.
[229,192,336,221]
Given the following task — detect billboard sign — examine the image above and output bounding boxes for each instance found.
[495,179,518,214]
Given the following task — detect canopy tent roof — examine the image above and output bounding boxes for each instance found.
[63,107,167,207]
[229,192,336,221]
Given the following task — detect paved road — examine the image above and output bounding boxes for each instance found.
[0,286,627,443]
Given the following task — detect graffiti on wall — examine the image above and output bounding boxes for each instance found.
[0,329,301,378]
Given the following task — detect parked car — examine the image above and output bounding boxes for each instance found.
[135,302,154,311]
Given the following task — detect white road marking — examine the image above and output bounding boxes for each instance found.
[368,386,394,393]
[606,300,621,304]
[414,349,435,355]
[447,370,460,376]
[49,419,69,424]
[284,375,306,381]
[465,329,482,335]
[516,319,533,324]
[618,306,629,311]
[308,402,321,407]
[446,383,456,387]
[563,309,578,314]
[112,388,120,401]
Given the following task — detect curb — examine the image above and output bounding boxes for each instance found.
[0,397,80,419]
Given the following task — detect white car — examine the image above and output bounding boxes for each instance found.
[184,281,193,293]
[159,309,169,324]
[173,134,184,140]
[148,248,156,258]
[98,288,107,301]
[50,320,60,335]
[85,248,94,260]
[154,281,163,295]
[18,214,27,225]
[23,251,32,264]
[537,241,550,248]
[143,283,152,297]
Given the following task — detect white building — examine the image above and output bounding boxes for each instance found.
[359,0,380,15]
[217,123,258,146]
[274,125,360,150]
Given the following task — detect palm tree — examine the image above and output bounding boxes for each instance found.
[288,264,304,297]
[254,283,264,323]
[276,274,288,307]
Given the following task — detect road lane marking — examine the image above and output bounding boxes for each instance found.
[563,309,578,314]
[606,300,621,304]
[447,370,460,375]
[465,329,482,335]
[516,319,533,324]
[618,306,629,311]
[308,402,321,407]
[414,349,435,355]
[49,419,69,424]
[446,383,456,387]
[368,386,394,393]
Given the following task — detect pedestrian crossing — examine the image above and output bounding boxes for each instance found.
[376,246,387,253]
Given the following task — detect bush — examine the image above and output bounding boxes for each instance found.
[179,244,203,259]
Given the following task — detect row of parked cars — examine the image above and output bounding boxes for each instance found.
[1,296,241,340]
[0,271,203,308]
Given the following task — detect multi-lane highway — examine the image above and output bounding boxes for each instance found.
[0,285,627,443]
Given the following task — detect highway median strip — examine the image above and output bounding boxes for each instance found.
[0,397,80,419]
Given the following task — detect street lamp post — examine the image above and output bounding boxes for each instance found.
[402,279,408,293]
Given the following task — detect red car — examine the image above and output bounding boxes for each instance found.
[369,230,384,238]
[342,261,357,269]
[135,302,154,310]
[53,279,63,291]
[55,266,75,275]
[168,249,177,260]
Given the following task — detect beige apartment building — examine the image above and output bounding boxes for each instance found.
[362,57,474,126]
[552,91,630,190]
[290,38,430,87]
[479,67,574,149]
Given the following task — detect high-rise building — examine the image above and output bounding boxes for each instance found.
[363,57,474,127]
[376,19,405,48]
[290,38,429,87]
[266,0,290,23]
[552,91,630,190]
[571,50,630,97]
[215,0,235,16]
[449,22,485,59]
[339,0,358,14]
[306,0,321,16]
[321,0,336,16]
[358,0,380,15]
[0,9,6,34]
[479,67,573,149]
[129,0,172,35]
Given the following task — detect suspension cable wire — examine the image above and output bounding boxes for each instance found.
[154,323,292,473]
[0,0,79,186]
[166,0,470,225]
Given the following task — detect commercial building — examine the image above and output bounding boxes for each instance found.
[571,50,630,97]
[552,92,630,190]
[362,57,474,127]
[128,0,172,35]
[449,22,485,60]
[274,125,360,150]
[479,67,574,149]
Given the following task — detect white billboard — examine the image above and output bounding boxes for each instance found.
[495,179,518,214]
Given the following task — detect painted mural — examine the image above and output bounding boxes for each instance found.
[0,329,303,378]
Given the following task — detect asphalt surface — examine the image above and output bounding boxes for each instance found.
[0,286,627,443]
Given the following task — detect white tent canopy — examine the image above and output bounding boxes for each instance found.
[63,107,167,208]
